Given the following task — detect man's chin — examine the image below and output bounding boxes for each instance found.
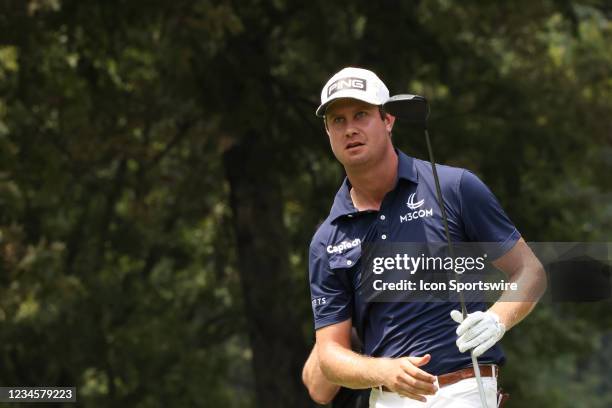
[341,154,371,169]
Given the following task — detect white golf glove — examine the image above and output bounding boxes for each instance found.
[450,310,506,357]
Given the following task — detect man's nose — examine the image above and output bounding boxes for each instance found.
[344,121,359,137]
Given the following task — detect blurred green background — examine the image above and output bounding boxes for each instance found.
[0,1,611,407]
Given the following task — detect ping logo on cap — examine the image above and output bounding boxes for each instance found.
[327,77,367,97]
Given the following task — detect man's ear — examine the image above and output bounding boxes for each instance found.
[385,113,396,133]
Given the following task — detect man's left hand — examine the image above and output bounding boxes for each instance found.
[450,310,506,357]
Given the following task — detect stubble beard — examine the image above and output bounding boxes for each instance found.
[340,135,393,174]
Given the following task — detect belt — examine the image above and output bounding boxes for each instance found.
[438,364,498,387]
[381,364,498,392]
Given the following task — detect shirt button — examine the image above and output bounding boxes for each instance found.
[347,260,353,266]
[380,215,386,220]
[381,234,387,240]
[348,214,353,218]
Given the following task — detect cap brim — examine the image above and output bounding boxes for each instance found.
[315,95,386,117]
[315,100,333,117]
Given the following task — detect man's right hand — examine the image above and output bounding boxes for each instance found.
[316,320,438,398]
[377,354,438,402]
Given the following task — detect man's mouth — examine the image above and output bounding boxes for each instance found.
[346,142,364,150]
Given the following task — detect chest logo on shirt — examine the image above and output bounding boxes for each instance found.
[327,238,361,254]
[400,193,433,223]
[406,193,425,210]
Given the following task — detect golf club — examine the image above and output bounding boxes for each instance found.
[383,94,489,408]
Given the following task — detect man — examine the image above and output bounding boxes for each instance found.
[306,67,546,407]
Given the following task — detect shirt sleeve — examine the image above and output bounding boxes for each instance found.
[459,170,521,259]
[309,241,354,330]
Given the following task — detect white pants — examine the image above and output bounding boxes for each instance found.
[369,377,497,408]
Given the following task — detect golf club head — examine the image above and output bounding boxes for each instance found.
[383,94,429,125]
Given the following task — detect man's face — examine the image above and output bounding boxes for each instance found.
[325,98,395,169]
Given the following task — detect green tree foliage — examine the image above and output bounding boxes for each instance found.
[0,0,610,407]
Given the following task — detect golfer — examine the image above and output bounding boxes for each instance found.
[307,67,546,407]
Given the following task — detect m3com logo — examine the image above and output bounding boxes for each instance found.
[406,193,425,210]
[400,193,433,223]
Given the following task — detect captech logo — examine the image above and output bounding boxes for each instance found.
[406,193,425,210]
[327,77,367,97]
[327,238,361,254]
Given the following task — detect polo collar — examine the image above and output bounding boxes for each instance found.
[397,149,418,184]
[328,149,418,221]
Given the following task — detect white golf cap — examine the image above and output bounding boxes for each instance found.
[316,67,390,117]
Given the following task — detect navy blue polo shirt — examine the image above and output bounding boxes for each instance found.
[309,149,521,375]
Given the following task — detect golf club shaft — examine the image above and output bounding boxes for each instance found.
[471,355,488,407]
[424,129,488,408]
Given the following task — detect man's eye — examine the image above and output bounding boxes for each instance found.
[333,117,345,124]
[355,111,367,119]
